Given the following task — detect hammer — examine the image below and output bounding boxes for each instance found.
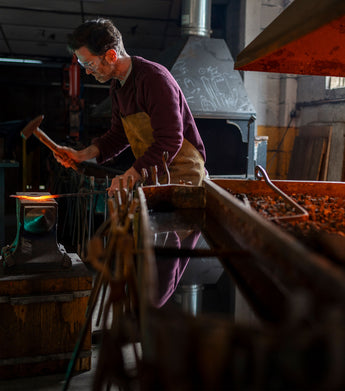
[21,115,78,171]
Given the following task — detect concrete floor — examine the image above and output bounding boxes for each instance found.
[0,346,100,391]
[0,342,140,391]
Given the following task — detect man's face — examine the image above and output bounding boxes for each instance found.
[75,46,112,83]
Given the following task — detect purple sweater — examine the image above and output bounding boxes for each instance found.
[92,56,206,177]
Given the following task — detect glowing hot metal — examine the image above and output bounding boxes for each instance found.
[10,191,107,201]
[11,194,60,201]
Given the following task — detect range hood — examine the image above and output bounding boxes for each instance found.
[235,0,345,76]
[159,0,255,120]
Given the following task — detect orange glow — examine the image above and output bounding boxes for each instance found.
[10,195,59,201]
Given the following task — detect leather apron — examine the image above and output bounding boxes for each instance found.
[121,106,205,186]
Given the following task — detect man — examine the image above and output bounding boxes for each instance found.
[55,18,206,196]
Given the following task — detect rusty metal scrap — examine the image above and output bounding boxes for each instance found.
[226,184,345,271]
[228,192,345,237]
[236,193,345,232]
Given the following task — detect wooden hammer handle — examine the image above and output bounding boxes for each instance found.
[33,128,60,153]
[33,128,79,172]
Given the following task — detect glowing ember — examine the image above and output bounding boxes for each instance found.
[10,195,59,201]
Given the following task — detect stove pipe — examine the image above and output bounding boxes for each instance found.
[180,0,212,38]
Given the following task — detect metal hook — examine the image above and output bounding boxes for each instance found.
[255,165,309,222]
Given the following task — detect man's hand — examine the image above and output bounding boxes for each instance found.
[107,166,141,197]
[54,146,81,169]
[53,144,100,169]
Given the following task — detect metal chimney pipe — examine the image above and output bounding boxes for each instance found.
[181,0,212,37]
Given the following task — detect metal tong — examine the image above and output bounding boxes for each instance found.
[255,165,309,222]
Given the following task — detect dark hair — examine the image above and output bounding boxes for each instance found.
[67,18,125,56]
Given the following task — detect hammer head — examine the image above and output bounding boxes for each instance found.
[21,114,44,140]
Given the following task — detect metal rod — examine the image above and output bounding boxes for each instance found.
[150,165,159,186]
[162,151,170,184]
[255,165,309,222]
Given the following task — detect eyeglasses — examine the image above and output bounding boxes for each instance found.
[77,56,103,72]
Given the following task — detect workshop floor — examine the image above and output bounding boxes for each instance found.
[0,343,140,391]
[0,346,99,391]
